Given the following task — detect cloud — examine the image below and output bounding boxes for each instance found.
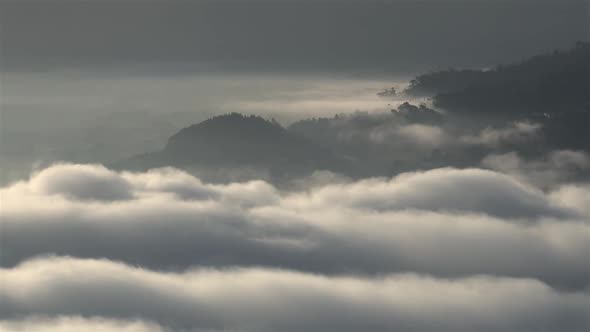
[29,163,133,201]
[0,317,165,332]
[461,121,542,147]
[365,119,542,152]
[2,164,589,331]
[482,150,590,188]
[396,124,447,146]
[2,256,589,332]
[550,184,590,218]
[1,164,588,290]
[369,123,447,148]
[284,167,571,219]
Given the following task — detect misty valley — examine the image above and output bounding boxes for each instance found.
[1,3,589,332]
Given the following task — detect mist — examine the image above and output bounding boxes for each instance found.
[1,1,589,331]
[1,70,409,184]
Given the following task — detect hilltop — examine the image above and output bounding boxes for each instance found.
[405,42,590,115]
[115,113,349,182]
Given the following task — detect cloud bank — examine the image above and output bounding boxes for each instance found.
[2,164,589,287]
[2,257,589,332]
[1,164,589,331]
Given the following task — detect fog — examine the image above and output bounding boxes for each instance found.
[1,163,589,331]
[1,70,408,184]
[1,1,588,331]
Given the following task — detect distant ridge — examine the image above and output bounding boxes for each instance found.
[114,113,349,180]
[404,42,590,115]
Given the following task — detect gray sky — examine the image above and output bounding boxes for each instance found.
[1,0,588,75]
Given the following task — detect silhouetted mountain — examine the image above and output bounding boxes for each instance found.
[114,102,589,187]
[113,42,590,185]
[405,42,590,115]
[115,113,349,182]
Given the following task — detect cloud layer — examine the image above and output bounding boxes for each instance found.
[1,164,589,331]
[2,164,589,287]
[2,257,589,332]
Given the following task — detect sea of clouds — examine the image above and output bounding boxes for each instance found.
[1,164,589,331]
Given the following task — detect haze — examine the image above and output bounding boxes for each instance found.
[1,1,589,331]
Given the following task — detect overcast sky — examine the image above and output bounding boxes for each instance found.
[2,0,588,75]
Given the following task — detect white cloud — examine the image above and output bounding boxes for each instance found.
[2,163,590,331]
[1,257,588,332]
[283,167,572,218]
[29,163,133,201]
[1,164,588,290]
[0,317,165,332]
[550,184,590,218]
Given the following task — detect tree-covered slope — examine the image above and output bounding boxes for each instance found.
[405,42,590,115]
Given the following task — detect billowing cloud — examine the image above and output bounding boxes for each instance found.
[1,164,588,290]
[2,164,590,331]
[29,163,133,201]
[283,167,573,219]
[2,256,589,332]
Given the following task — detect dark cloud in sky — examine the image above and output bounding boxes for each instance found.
[1,0,588,74]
